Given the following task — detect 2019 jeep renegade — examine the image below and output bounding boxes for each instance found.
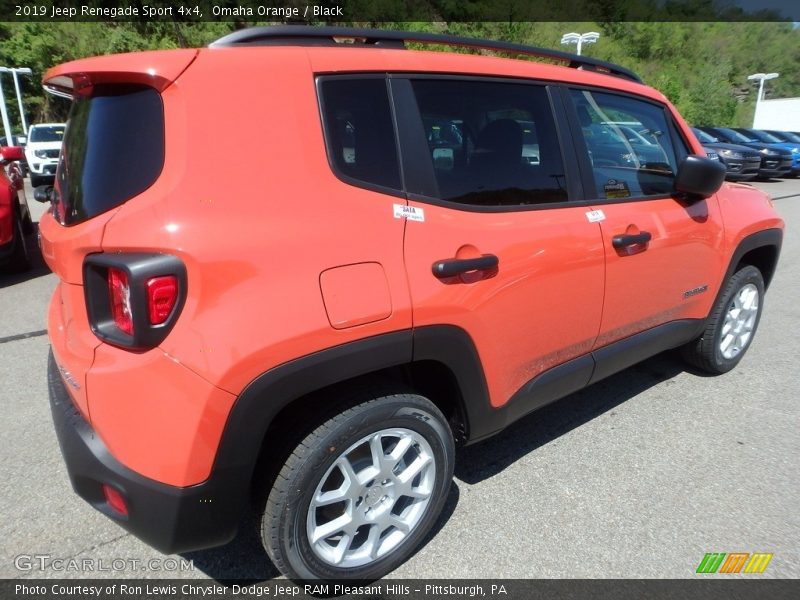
[41,26,783,581]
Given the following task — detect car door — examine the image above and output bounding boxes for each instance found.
[394,77,605,411]
[564,88,725,356]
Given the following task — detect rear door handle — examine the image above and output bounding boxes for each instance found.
[432,254,499,278]
[612,231,652,249]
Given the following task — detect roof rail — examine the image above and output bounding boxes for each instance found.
[209,26,643,84]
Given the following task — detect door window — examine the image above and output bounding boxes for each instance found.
[569,89,681,200]
[409,79,568,206]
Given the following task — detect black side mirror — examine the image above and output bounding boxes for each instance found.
[674,155,726,201]
[34,185,54,203]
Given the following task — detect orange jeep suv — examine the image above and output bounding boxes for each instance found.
[40,27,783,581]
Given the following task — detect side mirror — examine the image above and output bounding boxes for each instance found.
[674,155,726,200]
[0,145,25,162]
[34,185,54,203]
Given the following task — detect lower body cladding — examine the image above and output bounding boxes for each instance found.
[47,351,246,554]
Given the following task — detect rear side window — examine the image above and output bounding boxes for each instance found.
[53,85,164,226]
[410,79,567,206]
[569,89,680,200]
[318,78,402,192]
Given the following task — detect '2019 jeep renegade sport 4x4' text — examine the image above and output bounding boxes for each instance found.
[40,27,783,581]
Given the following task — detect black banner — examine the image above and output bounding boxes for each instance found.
[4,579,799,600]
[2,0,799,23]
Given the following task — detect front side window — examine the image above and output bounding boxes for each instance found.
[318,78,401,192]
[410,79,568,206]
[570,89,681,200]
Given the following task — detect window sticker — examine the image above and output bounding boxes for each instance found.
[393,204,425,222]
[603,179,631,199]
[585,209,606,223]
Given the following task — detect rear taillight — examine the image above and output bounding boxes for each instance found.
[108,268,133,335]
[146,276,178,325]
[83,253,187,349]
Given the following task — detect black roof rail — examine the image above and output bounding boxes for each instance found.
[209,25,643,84]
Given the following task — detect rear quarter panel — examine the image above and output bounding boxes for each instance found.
[98,47,413,396]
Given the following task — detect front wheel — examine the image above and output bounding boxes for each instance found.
[681,265,765,374]
[262,392,454,581]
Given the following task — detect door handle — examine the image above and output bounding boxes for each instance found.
[432,254,499,278]
[612,231,652,249]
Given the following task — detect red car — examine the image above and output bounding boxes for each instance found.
[0,145,34,273]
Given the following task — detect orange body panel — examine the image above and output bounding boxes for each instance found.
[403,202,605,408]
[48,281,98,421]
[87,344,236,486]
[592,195,726,347]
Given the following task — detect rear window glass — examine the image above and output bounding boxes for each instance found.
[53,85,164,226]
[318,77,402,192]
[29,126,65,143]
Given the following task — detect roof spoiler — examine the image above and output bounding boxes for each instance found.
[42,49,198,99]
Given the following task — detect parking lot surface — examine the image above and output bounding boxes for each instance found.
[2,178,798,580]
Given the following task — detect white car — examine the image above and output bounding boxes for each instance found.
[24,123,65,187]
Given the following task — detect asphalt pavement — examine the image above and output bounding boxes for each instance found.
[1,178,798,580]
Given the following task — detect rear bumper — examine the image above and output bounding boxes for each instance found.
[48,350,245,554]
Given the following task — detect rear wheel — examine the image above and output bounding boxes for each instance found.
[681,265,764,374]
[262,392,454,581]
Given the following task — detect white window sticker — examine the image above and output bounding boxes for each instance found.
[585,209,606,223]
[393,204,425,222]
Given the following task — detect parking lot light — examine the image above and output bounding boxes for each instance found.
[0,67,33,140]
[560,32,600,56]
[748,72,779,127]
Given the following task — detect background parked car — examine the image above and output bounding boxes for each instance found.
[0,145,34,272]
[24,123,65,187]
[766,130,800,145]
[735,128,800,178]
[0,135,28,177]
[697,126,792,179]
[691,127,760,181]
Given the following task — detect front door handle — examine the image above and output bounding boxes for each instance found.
[432,254,499,278]
[612,231,652,249]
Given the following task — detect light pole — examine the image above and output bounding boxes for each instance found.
[0,74,13,147]
[747,72,779,127]
[560,32,600,56]
[9,68,32,135]
[0,66,33,144]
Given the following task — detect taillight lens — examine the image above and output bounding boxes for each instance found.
[108,268,133,335]
[146,276,178,325]
[102,484,129,517]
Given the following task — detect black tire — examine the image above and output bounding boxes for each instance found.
[262,392,454,581]
[22,208,35,235]
[681,265,765,374]
[4,213,31,273]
